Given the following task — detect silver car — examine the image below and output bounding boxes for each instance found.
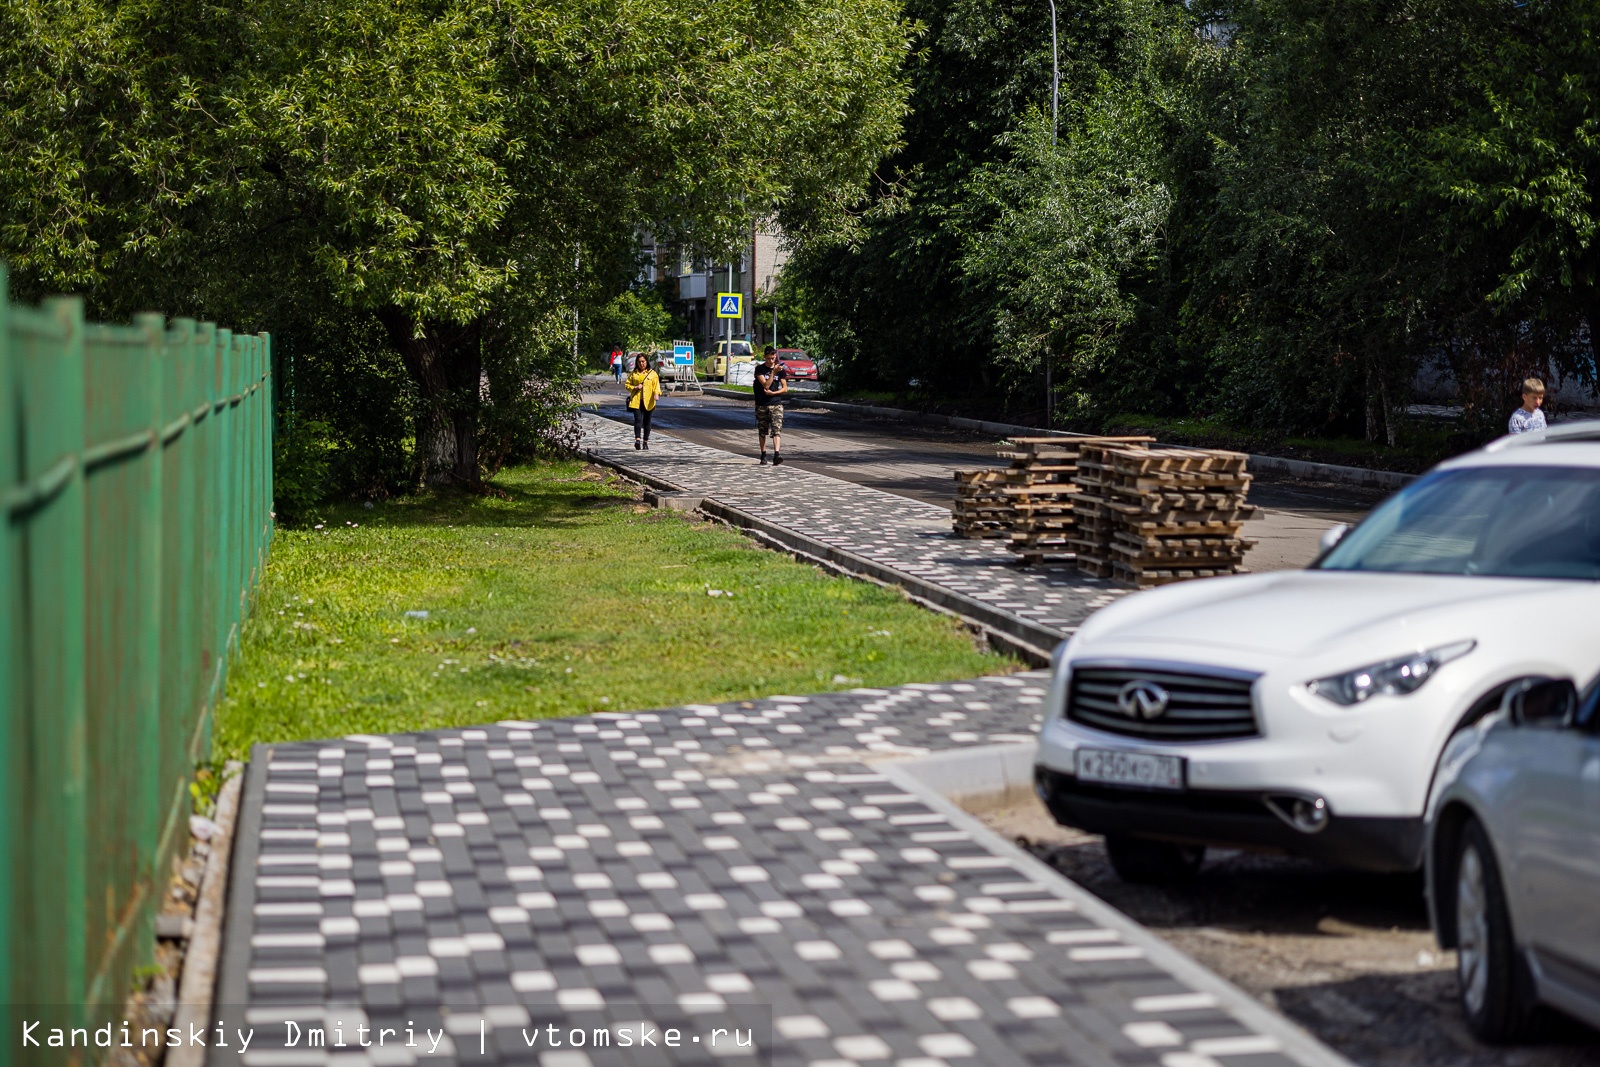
[1425,674,1600,1041]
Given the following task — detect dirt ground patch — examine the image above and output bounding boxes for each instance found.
[978,798,1600,1067]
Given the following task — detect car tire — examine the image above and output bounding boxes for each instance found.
[1104,835,1205,885]
[1454,819,1543,1042]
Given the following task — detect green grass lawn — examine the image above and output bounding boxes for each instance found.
[216,460,1013,756]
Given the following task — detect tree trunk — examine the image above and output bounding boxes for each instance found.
[377,307,484,486]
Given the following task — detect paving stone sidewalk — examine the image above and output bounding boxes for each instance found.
[579,414,1125,641]
[215,672,1337,1067]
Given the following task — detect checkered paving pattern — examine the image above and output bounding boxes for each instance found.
[218,674,1320,1067]
[579,414,1125,638]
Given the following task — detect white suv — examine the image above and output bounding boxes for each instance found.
[1034,421,1600,883]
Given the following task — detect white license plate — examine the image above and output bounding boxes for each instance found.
[1075,748,1185,791]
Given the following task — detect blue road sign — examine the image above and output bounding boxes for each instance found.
[672,342,695,366]
[717,293,743,319]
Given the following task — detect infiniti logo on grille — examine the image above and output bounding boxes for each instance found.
[1116,680,1171,720]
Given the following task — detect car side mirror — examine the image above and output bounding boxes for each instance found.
[1319,523,1351,554]
[1505,677,1579,729]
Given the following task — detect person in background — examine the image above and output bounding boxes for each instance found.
[625,353,661,450]
[1508,377,1547,434]
[753,344,788,464]
[610,347,624,383]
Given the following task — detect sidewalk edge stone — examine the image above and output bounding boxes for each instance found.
[205,749,271,1067]
[169,766,243,1067]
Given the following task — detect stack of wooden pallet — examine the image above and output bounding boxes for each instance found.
[1074,445,1257,586]
[951,469,1012,538]
[996,437,1084,563]
[999,436,1154,564]
[1063,441,1135,574]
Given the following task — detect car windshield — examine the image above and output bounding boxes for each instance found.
[1317,465,1600,580]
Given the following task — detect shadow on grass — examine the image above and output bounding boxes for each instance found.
[291,461,642,531]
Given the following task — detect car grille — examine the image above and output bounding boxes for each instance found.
[1067,664,1259,741]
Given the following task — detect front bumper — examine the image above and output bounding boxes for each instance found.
[1034,765,1426,872]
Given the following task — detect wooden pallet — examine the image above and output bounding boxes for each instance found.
[1063,442,1256,585]
[1116,564,1250,588]
[952,468,1016,538]
[1002,438,1152,565]
[953,524,1009,539]
[1002,484,1081,498]
[1101,447,1250,477]
[1109,492,1257,512]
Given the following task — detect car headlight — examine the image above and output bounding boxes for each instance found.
[1307,640,1476,706]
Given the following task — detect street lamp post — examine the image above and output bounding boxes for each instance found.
[1045,0,1059,426]
[1048,0,1059,145]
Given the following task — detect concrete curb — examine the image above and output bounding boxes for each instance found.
[701,386,822,402]
[169,768,244,1067]
[578,444,1065,665]
[889,740,1040,808]
[1241,453,1415,490]
[881,745,1359,1067]
[697,497,1062,664]
[733,394,1417,492]
[207,750,270,1067]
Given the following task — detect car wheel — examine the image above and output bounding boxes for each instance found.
[1454,819,1542,1042]
[1104,834,1204,885]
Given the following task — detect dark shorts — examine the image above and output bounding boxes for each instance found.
[757,405,783,435]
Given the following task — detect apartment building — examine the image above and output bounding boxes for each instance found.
[660,222,789,349]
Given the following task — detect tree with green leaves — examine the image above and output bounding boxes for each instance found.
[1404,0,1600,429]
[786,0,1191,412]
[960,2,1192,425]
[2,0,912,485]
[786,0,1600,445]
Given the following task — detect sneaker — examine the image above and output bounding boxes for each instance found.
[759,453,768,465]
[643,440,650,450]
[634,439,641,450]
[773,453,783,465]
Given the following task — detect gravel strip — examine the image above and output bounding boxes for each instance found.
[980,800,1600,1066]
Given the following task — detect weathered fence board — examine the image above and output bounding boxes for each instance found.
[1,267,273,1047]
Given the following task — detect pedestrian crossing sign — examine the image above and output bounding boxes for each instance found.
[716,293,742,319]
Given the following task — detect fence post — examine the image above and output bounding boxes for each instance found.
[81,313,167,1007]
[230,333,247,654]
[260,333,274,575]
[160,320,199,870]
[0,263,12,1039]
[7,295,91,1023]
[190,324,215,755]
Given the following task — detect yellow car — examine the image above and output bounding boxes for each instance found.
[708,340,755,380]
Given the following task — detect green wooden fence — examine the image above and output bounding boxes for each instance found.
[1,264,273,1036]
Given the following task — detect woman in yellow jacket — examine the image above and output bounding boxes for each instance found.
[625,353,661,450]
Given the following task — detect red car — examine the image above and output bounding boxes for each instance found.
[775,348,817,381]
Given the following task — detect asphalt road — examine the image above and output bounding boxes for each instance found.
[583,380,1386,572]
